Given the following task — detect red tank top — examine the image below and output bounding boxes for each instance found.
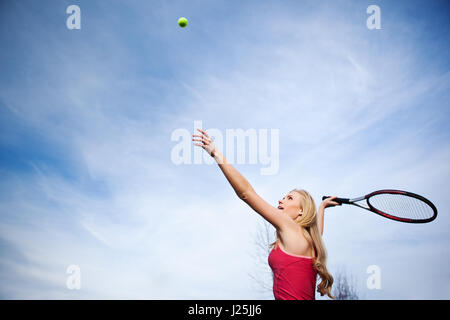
[268,240,317,300]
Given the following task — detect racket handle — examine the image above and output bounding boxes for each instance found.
[321,196,350,204]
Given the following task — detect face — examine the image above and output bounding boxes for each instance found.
[278,191,303,220]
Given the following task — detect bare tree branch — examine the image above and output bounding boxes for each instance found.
[332,266,359,300]
[247,219,275,296]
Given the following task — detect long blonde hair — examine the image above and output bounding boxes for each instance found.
[270,189,335,299]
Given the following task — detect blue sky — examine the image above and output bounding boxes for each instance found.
[0,0,449,299]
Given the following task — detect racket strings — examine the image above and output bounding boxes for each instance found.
[368,194,435,220]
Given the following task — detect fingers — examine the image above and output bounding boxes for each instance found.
[192,129,214,146]
[192,137,206,142]
[193,129,215,157]
[192,137,212,144]
[196,128,210,138]
[322,195,341,208]
[331,196,342,205]
[192,133,211,139]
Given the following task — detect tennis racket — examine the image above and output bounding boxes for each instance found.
[322,189,437,223]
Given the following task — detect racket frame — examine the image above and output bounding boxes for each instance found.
[323,189,437,224]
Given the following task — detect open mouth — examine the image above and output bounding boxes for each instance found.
[278,206,284,210]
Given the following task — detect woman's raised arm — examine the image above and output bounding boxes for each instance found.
[192,128,292,230]
[192,128,251,198]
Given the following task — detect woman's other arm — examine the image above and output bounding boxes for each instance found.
[318,196,340,235]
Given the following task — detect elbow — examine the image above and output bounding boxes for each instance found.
[237,188,253,201]
[237,191,248,201]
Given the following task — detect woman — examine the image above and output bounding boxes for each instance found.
[192,128,339,300]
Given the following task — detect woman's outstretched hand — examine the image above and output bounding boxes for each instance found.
[192,128,217,158]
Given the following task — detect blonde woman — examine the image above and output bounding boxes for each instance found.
[192,128,339,300]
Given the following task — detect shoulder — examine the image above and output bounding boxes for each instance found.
[278,228,313,257]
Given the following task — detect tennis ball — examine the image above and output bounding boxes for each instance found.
[178,17,188,28]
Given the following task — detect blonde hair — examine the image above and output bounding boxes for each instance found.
[270,189,335,299]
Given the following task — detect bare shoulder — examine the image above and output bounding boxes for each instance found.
[278,227,314,258]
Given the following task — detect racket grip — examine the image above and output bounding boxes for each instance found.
[321,196,350,204]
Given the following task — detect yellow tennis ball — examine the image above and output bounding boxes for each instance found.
[178,17,188,28]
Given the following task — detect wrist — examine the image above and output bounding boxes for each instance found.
[213,150,224,164]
